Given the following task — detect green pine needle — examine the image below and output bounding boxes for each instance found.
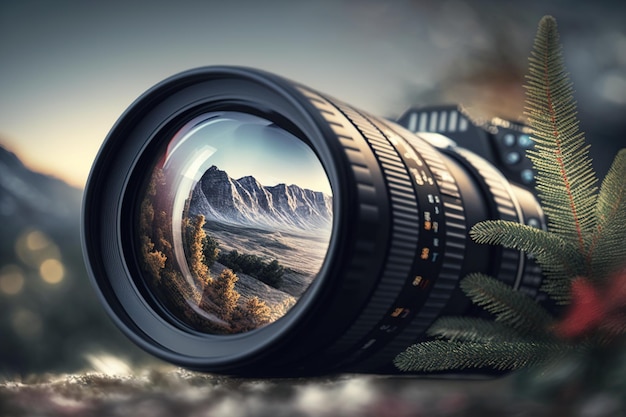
[470,220,583,275]
[470,15,609,302]
[395,15,625,375]
[590,149,626,280]
[524,15,598,264]
[427,317,525,343]
[460,274,554,336]
[470,220,584,302]
[394,340,570,372]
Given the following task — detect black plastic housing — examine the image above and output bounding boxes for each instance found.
[82,66,545,376]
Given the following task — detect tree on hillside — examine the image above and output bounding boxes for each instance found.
[139,169,167,283]
[202,232,220,268]
[140,235,166,281]
[187,214,210,289]
[233,296,272,333]
[208,268,240,321]
[260,260,284,288]
[218,250,285,289]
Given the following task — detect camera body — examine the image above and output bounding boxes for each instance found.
[83,66,546,376]
[397,105,536,190]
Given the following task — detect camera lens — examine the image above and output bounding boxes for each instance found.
[83,66,544,376]
[136,111,332,334]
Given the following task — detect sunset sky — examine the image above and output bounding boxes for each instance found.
[1,0,625,189]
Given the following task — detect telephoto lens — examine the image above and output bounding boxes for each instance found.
[83,66,545,376]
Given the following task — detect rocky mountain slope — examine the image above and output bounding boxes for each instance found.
[189,166,332,232]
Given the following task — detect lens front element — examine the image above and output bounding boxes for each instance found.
[136,111,333,335]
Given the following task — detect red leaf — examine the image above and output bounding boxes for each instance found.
[554,277,605,339]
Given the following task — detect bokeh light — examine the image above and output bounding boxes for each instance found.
[14,228,63,273]
[0,264,25,295]
[26,230,51,251]
[39,258,65,284]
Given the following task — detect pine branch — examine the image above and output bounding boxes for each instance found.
[460,274,554,336]
[394,340,570,372]
[427,317,525,343]
[470,220,585,302]
[590,149,626,280]
[395,16,624,377]
[524,15,598,268]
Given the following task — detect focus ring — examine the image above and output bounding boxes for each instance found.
[453,148,524,289]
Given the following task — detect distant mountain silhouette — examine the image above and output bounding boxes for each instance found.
[189,165,332,232]
[0,145,82,236]
[0,144,150,374]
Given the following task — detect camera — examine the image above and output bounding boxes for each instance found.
[83,66,545,376]
[396,105,536,190]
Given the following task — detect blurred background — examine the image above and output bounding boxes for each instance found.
[0,0,625,377]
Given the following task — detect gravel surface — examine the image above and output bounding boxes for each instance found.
[2,367,623,417]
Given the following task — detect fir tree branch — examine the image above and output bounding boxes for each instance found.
[394,340,571,372]
[394,15,623,376]
[460,274,554,336]
[590,149,626,280]
[470,220,584,301]
[427,317,526,343]
[524,15,598,270]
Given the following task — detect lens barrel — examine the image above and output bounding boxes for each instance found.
[83,66,544,376]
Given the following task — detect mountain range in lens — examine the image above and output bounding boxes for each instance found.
[188,165,332,233]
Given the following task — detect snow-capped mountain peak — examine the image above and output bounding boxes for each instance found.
[188,166,332,232]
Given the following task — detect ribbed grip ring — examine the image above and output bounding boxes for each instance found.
[295,86,423,356]
[351,124,469,370]
[322,102,421,355]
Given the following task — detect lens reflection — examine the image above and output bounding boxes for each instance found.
[137,112,333,334]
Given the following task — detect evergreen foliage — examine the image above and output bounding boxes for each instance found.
[525,16,598,257]
[208,268,240,321]
[459,274,554,336]
[188,215,210,288]
[395,340,574,372]
[232,296,272,333]
[202,233,220,268]
[591,150,626,280]
[469,221,584,302]
[394,15,626,374]
[218,250,284,288]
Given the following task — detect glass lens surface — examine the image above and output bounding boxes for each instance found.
[135,112,333,335]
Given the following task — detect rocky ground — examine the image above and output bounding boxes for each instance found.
[1,367,623,417]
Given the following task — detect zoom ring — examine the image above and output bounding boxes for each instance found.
[322,102,421,355]
[352,125,469,371]
[295,87,423,362]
